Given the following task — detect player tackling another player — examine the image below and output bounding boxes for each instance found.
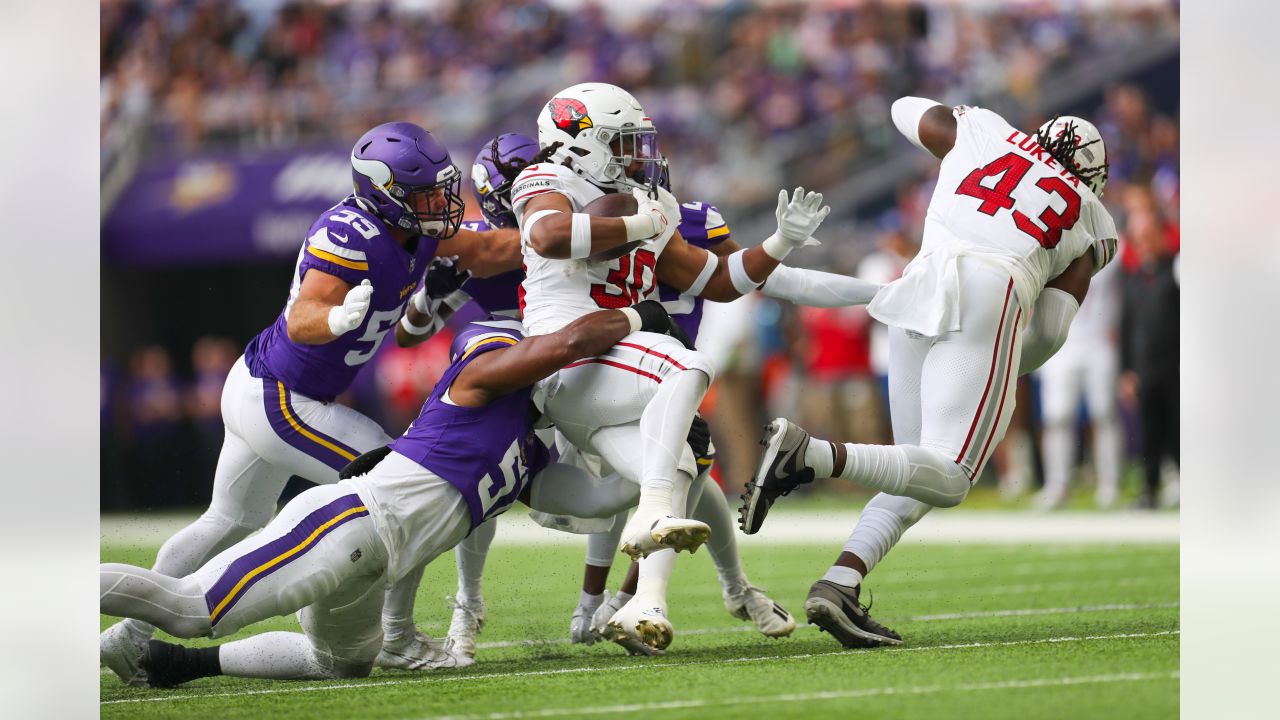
[100,302,690,686]
[100,121,527,686]
[740,98,1117,649]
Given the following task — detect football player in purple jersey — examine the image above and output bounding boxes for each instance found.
[100,301,686,686]
[100,122,524,686]
[391,134,884,658]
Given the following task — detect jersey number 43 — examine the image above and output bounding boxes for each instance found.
[955,152,1082,249]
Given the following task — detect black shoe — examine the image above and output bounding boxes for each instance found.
[140,640,222,688]
[738,418,816,534]
[803,580,902,648]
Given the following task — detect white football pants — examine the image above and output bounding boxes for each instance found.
[840,258,1026,573]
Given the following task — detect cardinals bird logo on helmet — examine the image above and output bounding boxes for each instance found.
[547,98,593,138]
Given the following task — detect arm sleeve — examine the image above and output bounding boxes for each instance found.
[891,96,945,154]
[1018,288,1080,375]
[759,264,882,307]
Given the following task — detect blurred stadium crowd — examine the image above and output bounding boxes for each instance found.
[100,0,1179,511]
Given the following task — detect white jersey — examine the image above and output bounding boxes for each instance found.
[510,162,673,336]
[869,106,1118,336]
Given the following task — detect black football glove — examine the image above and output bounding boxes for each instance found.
[339,445,392,480]
[631,300,696,350]
[424,255,472,299]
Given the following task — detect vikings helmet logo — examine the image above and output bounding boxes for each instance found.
[547,98,593,138]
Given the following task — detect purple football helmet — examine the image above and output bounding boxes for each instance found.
[449,317,525,363]
[351,122,465,238]
[470,133,540,228]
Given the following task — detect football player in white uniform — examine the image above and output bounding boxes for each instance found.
[510,82,847,652]
[740,98,1118,648]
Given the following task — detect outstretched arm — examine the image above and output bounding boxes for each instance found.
[891,97,957,160]
[449,301,675,406]
[1019,252,1093,375]
[435,226,523,278]
[655,188,831,301]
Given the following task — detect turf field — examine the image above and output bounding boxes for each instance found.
[100,512,1178,719]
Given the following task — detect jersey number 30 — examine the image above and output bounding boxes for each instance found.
[955,152,1082,249]
[590,249,657,308]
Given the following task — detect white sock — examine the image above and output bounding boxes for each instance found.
[692,475,748,590]
[456,518,496,603]
[579,590,603,609]
[634,549,675,606]
[822,565,864,589]
[842,493,933,574]
[804,439,836,478]
[218,631,331,680]
[616,589,634,604]
[639,369,710,510]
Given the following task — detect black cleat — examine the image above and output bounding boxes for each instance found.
[140,640,222,688]
[738,418,816,534]
[804,580,902,648]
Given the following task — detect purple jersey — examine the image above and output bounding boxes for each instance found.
[458,219,523,317]
[388,320,549,529]
[658,202,732,344]
[244,196,439,402]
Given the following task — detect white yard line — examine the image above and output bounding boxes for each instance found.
[100,629,1179,705]
[101,509,1179,547]
[100,598,1180,671]
[466,601,1179,650]
[423,671,1180,720]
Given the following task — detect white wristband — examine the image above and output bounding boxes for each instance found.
[622,213,657,242]
[569,213,594,259]
[618,307,643,333]
[727,249,762,295]
[399,311,437,336]
[521,209,563,248]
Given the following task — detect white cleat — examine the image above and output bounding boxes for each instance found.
[444,595,487,661]
[570,593,606,645]
[100,622,150,687]
[376,631,474,670]
[604,596,672,656]
[619,512,711,560]
[724,584,797,638]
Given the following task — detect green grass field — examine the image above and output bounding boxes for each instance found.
[101,526,1178,720]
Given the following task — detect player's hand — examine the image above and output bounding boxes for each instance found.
[764,186,831,259]
[631,187,679,244]
[423,255,472,301]
[327,279,373,336]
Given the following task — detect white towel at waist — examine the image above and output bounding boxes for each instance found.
[868,243,1038,337]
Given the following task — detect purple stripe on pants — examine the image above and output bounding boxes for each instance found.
[261,378,360,471]
[205,493,369,624]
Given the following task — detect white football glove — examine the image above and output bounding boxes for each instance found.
[762,186,831,260]
[628,186,681,244]
[327,279,373,337]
